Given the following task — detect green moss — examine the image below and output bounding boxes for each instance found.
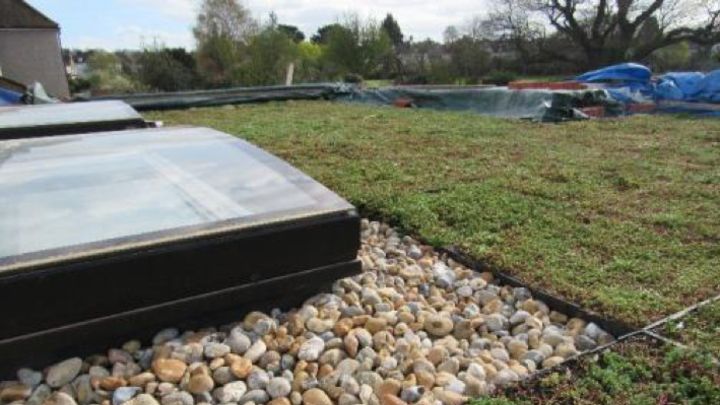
[148,101,720,325]
[664,301,720,353]
[489,339,720,404]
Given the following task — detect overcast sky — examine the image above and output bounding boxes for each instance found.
[26,0,489,50]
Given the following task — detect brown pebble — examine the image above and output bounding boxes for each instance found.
[0,383,31,402]
[377,378,402,398]
[128,372,156,387]
[99,376,127,390]
[365,317,388,334]
[151,358,187,383]
[302,388,332,405]
[187,374,214,394]
[380,394,408,405]
[229,357,253,379]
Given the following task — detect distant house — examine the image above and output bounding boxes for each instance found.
[0,0,70,98]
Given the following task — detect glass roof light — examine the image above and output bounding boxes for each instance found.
[0,100,147,139]
[0,126,360,372]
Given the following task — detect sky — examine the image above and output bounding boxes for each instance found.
[26,0,488,50]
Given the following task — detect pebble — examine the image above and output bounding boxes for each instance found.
[153,328,179,345]
[399,386,424,403]
[213,381,247,403]
[542,356,566,368]
[152,359,187,383]
[187,374,214,394]
[575,335,598,351]
[18,368,43,388]
[301,388,332,405]
[227,329,252,354]
[494,369,519,386]
[298,337,325,361]
[0,220,615,402]
[45,358,83,388]
[244,340,267,363]
[27,384,51,405]
[423,314,453,337]
[240,389,270,404]
[432,389,465,405]
[306,318,333,334]
[112,387,140,405]
[204,343,231,359]
[212,367,234,385]
[230,357,253,379]
[266,377,291,399]
[42,392,77,405]
[124,394,160,405]
[0,383,31,402]
[161,392,194,405]
[247,370,270,390]
[72,376,93,405]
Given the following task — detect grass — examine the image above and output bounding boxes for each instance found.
[148,101,720,326]
[469,337,720,404]
[664,301,720,354]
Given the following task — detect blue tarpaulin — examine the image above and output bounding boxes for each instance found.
[691,70,720,103]
[576,63,654,104]
[655,70,720,103]
[655,72,704,101]
[576,63,651,86]
[576,63,720,115]
[0,88,22,106]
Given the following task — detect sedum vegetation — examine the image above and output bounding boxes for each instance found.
[470,338,720,404]
[150,101,720,326]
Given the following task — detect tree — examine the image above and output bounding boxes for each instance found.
[137,45,198,91]
[311,24,343,44]
[497,0,720,69]
[321,24,362,76]
[237,26,299,85]
[278,24,305,43]
[444,26,460,43]
[648,40,691,71]
[446,36,492,82]
[193,0,257,86]
[381,14,404,47]
[295,41,324,82]
[319,16,394,79]
[403,39,453,83]
[86,51,141,94]
[193,0,257,44]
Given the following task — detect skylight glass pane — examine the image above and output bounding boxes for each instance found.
[0,127,353,272]
[0,100,143,130]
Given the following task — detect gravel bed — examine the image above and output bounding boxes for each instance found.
[0,219,614,405]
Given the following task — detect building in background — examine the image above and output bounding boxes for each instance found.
[0,0,70,98]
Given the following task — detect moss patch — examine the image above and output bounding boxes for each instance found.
[149,101,720,325]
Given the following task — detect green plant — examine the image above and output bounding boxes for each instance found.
[148,102,720,326]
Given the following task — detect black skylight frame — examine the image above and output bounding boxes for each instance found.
[0,127,360,375]
[0,100,147,139]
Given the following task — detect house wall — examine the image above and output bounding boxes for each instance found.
[0,28,70,98]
